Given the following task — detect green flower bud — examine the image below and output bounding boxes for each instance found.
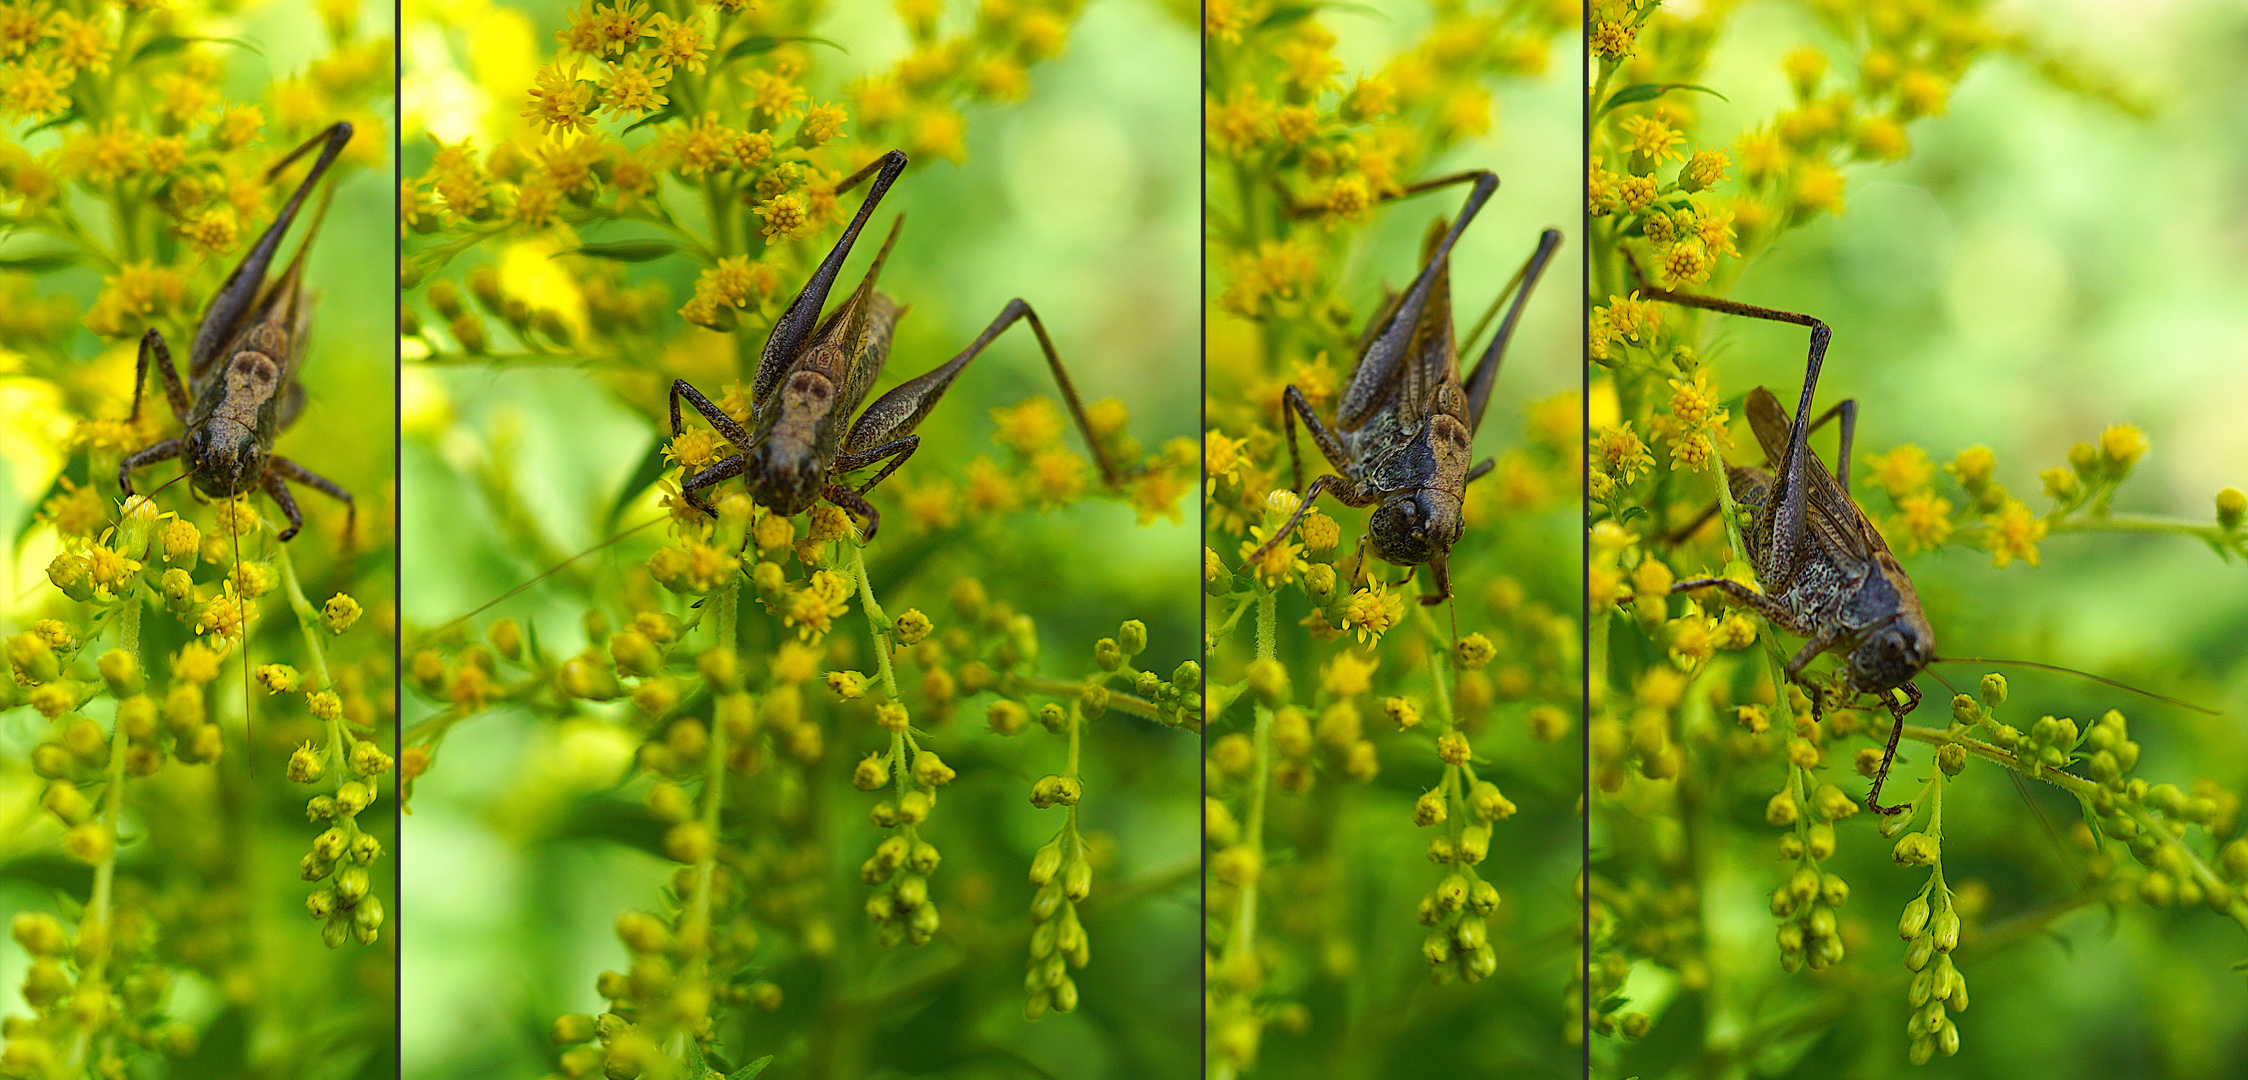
[1979,673,2007,710]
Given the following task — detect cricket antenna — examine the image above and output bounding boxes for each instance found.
[414,516,669,646]
[1933,656,2219,715]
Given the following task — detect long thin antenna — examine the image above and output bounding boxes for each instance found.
[1935,656,2218,715]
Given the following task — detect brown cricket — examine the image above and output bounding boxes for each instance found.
[1248,169,1562,604]
[667,148,1119,539]
[118,120,357,543]
[1636,286,1933,813]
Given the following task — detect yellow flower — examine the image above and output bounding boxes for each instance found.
[647,12,708,72]
[1,58,70,120]
[743,66,808,124]
[1982,499,2047,569]
[39,477,105,538]
[2098,424,2148,474]
[601,54,670,119]
[1891,492,1953,555]
[1238,526,1305,589]
[1321,651,1378,698]
[524,62,596,135]
[993,397,1065,455]
[323,593,364,635]
[1028,448,1087,506]
[666,427,727,473]
[1341,582,1403,643]
[1618,115,1686,164]
[1593,425,1655,486]
[753,192,811,239]
[1865,445,1933,500]
[173,642,227,684]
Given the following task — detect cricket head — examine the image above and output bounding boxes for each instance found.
[184,421,269,499]
[1846,610,1936,695]
[1366,487,1464,569]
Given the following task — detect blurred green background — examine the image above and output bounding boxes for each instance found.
[1598,1,2248,1077]
[398,0,1199,1077]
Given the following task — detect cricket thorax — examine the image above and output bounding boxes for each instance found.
[1355,410,1471,567]
[746,369,842,514]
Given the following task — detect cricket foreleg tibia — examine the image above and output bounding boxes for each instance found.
[266,456,353,543]
[679,454,747,516]
[668,380,753,447]
[821,483,882,543]
[119,438,184,499]
[1246,473,1374,566]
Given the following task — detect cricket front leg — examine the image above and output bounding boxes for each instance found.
[1858,680,1923,814]
[267,455,354,543]
[1420,555,1452,606]
[679,454,748,516]
[119,438,184,499]
[1280,385,1353,495]
[1245,472,1375,566]
[669,379,754,448]
[132,330,193,426]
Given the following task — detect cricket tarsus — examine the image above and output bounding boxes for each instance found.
[670,149,1122,544]
[1249,168,1563,605]
[119,120,357,546]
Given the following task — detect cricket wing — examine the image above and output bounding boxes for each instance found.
[1744,387,1877,564]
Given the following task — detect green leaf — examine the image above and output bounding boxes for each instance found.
[562,239,680,263]
[619,101,681,136]
[0,250,81,272]
[721,35,845,65]
[22,104,82,137]
[1600,83,1727,115]
[728,1057,775,1080]
[604,434,672,534]
[131,35,263,65]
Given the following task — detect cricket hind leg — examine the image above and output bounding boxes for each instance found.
[1628,279,1834,584]
[266,455,354,543]
[1461,228,1565,435]
[753,150,909,403]
[1658,399,1855,546]
[1280,384,1354,495]
[131,330,194,426]
[843,297,1123,488]
[1334,170,1498,429]
[190,121,353,378]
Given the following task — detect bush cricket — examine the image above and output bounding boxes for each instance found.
[1637,283,2215,813]
[1246,169,1563,605]
[118,120,357,544]
[667,148,1121,540]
